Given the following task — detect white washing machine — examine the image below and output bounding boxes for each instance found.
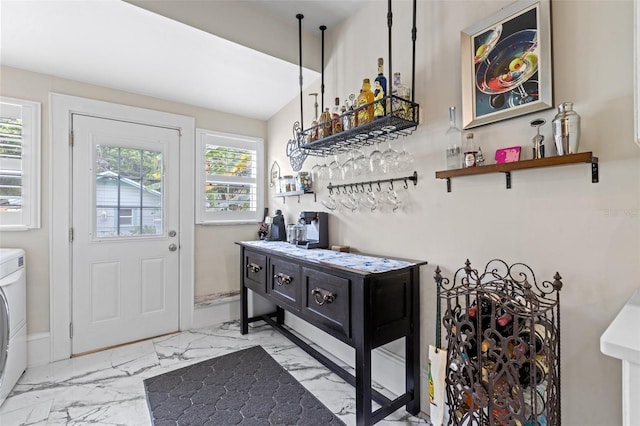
[0,248,27,407]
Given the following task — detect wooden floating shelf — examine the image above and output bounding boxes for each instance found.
[435,152,599,191]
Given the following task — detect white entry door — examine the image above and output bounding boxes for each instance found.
[71,114,180,355]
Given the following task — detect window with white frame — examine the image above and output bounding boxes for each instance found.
[0,97,41,230]
[196,129,264,224]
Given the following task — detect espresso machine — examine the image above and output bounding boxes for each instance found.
[296,211,328,249]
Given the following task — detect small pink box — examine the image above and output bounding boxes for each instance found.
[495,146,521,163]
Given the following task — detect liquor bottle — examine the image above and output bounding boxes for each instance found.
[318,107,332,139]
[463,132,478,168]
[445,106,462,169]
[392,72,411,120]
[347,93,358,129]
[331,97,343,134]
[476,146,485,165]
[374,57,387,119]
[341,102,351,131]
[356,79,375,125]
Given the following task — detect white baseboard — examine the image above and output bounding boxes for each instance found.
[192,295,241,329]
[27,332,50,367]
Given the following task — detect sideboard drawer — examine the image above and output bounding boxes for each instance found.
[243,251,267,293]
[302,267,351,340]
[269,257,300,311]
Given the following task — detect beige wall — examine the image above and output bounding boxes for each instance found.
[267,0,640,425]
[0,65,266,334]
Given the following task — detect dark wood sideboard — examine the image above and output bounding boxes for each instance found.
[237,241,427,425]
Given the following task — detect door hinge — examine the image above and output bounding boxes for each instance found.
[69,227,74,242]
[69,322,73,338]
[69,130,74,146]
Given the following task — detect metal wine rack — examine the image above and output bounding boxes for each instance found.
[434,259,562,426]
[299,95,419,158]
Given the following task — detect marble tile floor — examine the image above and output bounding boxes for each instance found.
[0,321,431,426]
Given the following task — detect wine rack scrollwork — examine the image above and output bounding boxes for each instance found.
[434,259,562,426]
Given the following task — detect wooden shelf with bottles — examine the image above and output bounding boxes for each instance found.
[435,151,599,192]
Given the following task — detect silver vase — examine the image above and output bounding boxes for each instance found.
[552,102,581,155]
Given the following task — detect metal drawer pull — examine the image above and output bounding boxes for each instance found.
[246,262,262,273]
[312,288,336,306]
[274,273,293,286]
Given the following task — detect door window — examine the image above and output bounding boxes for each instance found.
[94,145,163,238]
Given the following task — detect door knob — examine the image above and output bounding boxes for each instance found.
[169,243,177,251]
[169,230,177,237]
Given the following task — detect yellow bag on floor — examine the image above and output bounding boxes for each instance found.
[428,344,447,426]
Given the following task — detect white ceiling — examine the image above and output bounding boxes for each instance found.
[0,0,365,121]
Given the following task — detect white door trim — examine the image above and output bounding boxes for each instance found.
[49,93,195,362]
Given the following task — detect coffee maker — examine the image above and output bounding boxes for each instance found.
[296,211,328,249]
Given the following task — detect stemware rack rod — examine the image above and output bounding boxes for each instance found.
[327,171,418,193]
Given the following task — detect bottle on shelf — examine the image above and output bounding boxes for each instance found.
[445,106,462,170]
[347,93,358,129]
[318,107,332,139]
[476,147,485,166]
[331,97,343,134]
[341,101,351,131]
[392,72,411,120]
[463,132,478,168]
[374,57,387,119]
[356,79,375,125]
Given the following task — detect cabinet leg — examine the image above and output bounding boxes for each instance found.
[355,346,373,426]
[240,285,248,335]
[276,306,285,324]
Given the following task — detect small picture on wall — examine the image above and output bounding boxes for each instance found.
[461,0,553,129]
[495,146,521,163]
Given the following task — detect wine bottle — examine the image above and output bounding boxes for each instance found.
[445,106,462,170]
[374,57,387,119]
[356,79,375,125]
[516,323,548,356]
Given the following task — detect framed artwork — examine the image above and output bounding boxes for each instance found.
[635,0,639,147]
[461,0,553,129]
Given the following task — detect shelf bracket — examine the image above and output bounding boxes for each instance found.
[504,171,512,189]
[446,177,451,193]
[591,159,599,183]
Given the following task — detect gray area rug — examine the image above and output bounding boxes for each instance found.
[143,345,345,425]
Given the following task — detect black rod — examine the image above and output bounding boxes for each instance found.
[297,14,304,130]
[387,0,393,103]
[326,171,419,192]
[320,25,327,113]
[411,0,417,103]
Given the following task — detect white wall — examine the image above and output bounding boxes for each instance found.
[267,1,640,424]
[0,65,266,334]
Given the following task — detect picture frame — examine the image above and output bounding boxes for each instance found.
[461,0,553,129]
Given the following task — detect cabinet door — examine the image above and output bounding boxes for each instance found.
[269,257,300,311]
[243,250,267,294]
[302,267,351,340]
